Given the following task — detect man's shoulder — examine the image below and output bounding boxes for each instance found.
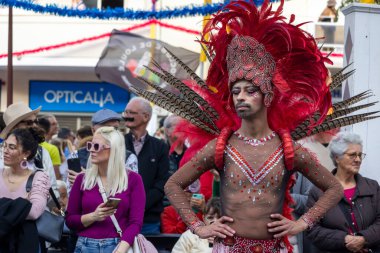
[77,147,88,155]
[40,142,58,153]
[147,134,165,143]
[145,134,169,150]
[40,141,52,149]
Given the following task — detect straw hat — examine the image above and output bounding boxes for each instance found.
[327,0,337,7]
[1,102,41,139]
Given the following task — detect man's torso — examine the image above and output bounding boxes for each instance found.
[220,134,291,239]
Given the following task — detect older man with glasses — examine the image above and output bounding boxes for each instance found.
[0,102,59,197]
[123,97,170,235]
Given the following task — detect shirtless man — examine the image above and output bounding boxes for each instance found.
[164,1,343,252]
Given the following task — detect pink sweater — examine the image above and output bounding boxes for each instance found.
[0,168,51,220]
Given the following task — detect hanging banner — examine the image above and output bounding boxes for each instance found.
[29,80,130,113]
[95,30,200,92]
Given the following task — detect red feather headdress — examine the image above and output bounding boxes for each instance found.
[203,0,332,170]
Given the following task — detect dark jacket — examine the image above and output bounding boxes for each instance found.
[306,172,380,253]
[125,133,169,223]
[0,197,39,253]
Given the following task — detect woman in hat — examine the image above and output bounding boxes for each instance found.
[0,102,58,197]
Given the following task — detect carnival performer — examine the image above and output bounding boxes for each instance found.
[129,1,378,252]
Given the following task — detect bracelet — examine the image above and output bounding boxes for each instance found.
[189,220,205,234]
[301,214,315,230]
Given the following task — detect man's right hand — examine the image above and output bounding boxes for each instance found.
[195,216,235,239]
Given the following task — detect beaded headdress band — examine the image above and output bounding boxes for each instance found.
[227,35,275,107]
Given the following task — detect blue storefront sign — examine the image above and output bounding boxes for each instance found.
[29,80,130,113]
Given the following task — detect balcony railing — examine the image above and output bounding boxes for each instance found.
[314,18,344,55]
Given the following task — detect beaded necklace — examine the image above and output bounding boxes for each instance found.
[234,131,276,146]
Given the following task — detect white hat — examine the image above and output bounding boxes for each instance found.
[1,102,41,138]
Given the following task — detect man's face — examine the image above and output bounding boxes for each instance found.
[58,186,68,210]
[123,101,149,130]
[48,116,59,136]
[93,120,120,132]
[231,80,265,119]
[164,117,182,146]
[15,114,38,129]
[165,125,176,144]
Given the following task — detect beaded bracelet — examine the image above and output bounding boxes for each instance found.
[301,214,315,230]
[189,220,206,234]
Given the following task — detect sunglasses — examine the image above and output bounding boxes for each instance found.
[86,141,110,152]
[19,119,38,126]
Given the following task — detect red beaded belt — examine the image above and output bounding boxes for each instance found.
[213,235,286,253]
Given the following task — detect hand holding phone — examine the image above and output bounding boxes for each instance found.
[191,194,205,213]
[105,198,121,209]
[67,158,82,173]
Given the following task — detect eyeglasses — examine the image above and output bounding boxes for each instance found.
[86,141,110,152]
[19,119,38,126]
[344,152,366,160]
[2,142,18,152]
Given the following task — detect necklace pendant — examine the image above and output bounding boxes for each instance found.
[245,140,263,147]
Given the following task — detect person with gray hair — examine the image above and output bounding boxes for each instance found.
[163,115,185,176]
[123,97,169,235]
[307,132,380,253]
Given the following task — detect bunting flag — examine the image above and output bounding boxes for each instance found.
[95,30,200,92]
[0,0,278,20]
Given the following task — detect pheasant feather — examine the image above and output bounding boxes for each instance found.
[332,90,373,110]
[164,47,209,90]
[137,75,219,131]
[130,86,219,135]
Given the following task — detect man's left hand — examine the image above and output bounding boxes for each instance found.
[267,214,308,238]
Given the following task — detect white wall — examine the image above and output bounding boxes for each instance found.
[342,3,380,183]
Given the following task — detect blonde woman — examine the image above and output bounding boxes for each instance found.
[66,127,146,253]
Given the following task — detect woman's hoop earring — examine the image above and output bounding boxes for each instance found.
[20,157,28,169]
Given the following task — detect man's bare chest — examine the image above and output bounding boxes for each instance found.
[221,143,289,204]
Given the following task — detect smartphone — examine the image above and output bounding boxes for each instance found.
[105,198,121,209]
[192,193,204,200]
[67,158,82,173]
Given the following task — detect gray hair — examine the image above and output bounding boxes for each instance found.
[129,97,152,119]
[56,180,67,190]
[328,132,363,166]
[163,114,181,129]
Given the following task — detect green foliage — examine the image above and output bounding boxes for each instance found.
[337,0,380,21]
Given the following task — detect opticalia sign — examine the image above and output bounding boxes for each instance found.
[29,80,130,113]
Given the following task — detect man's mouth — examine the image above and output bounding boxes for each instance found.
[236,105,250,110]
[124,117,134,122]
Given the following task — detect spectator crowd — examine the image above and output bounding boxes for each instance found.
[0,100,379,253]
